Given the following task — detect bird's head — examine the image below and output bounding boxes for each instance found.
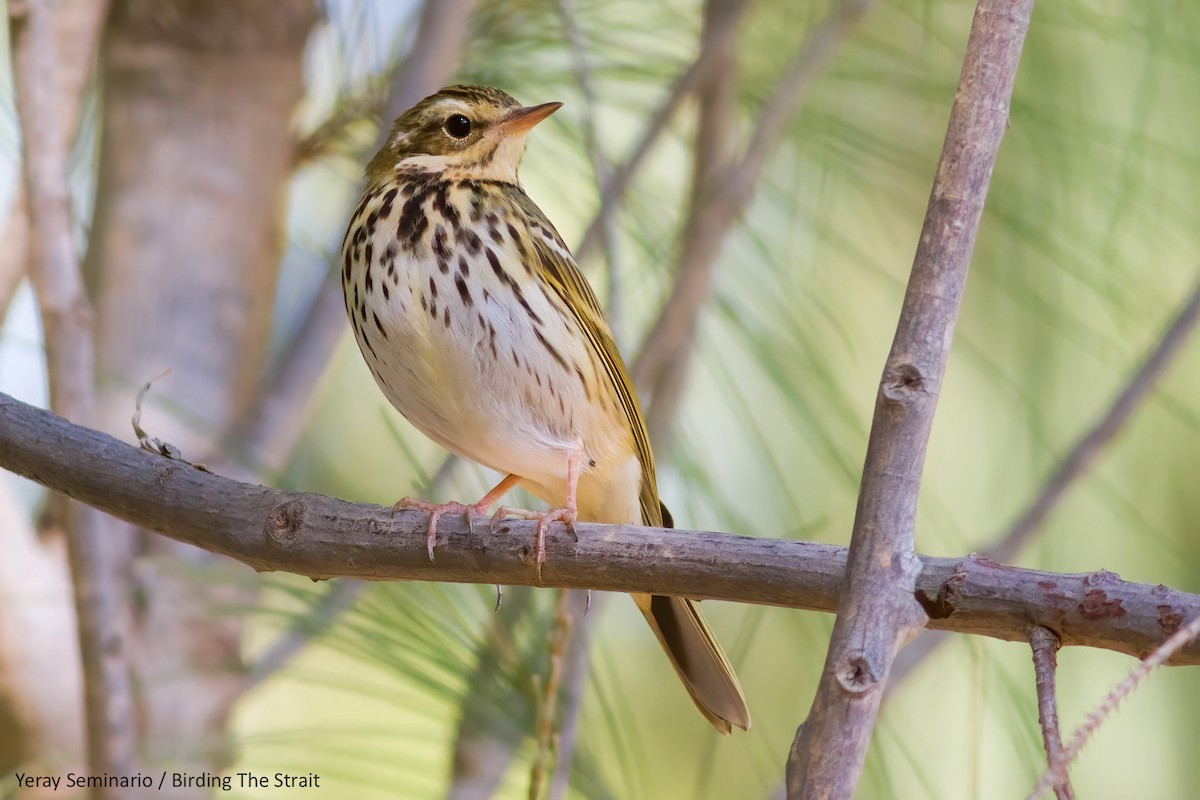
[367,85,561,185]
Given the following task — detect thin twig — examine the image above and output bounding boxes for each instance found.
[888,279,1200,692]
[1026,613,1200,800]
[546,592,604,800]
[10,0,134,793]
[987,279,1200,565]
[5,391,1200,668]
[1030,626,1074,800]
[529,590,575,800]
[786,2,1034,796]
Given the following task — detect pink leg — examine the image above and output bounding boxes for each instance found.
[491,448,581,581]
[395,473,521,560]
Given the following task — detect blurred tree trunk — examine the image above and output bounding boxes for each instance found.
[80,0,315,789]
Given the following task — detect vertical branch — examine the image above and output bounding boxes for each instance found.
[528,590,575,800]
[9,0,136,793]
[545,594,605,800]
[888,278,1200,692]
[1030,627,1073,800]
[786,2,1035,797]
[0,0,107,322]
[0,0,110,768]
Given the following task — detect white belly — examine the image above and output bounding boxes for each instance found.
[341,179,631,496]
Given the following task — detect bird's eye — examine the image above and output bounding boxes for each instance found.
[444,114,472,138]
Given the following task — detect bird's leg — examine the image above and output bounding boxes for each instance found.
[395,473,521,561]
[491,447,581,582]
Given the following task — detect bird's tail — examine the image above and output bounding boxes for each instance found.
[632,592,751,734]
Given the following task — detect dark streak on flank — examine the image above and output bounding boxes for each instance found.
[535,328,569,371]
[574,364,591,400]
[361,328,379,360]
[460,227,483,254]
[432,225,449,260]
[455,275,472,308]
[485,248,542,325]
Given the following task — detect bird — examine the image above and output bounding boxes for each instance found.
[339,84,750,733]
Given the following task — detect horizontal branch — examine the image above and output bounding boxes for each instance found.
[1,390,1196,665]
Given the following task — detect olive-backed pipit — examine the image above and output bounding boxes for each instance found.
[340,85,750,733]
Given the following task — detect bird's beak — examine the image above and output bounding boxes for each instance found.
[501,102,562,136]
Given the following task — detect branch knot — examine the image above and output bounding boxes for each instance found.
[881,360,931,404]
[265,499,305,544]
[835,653,878,695]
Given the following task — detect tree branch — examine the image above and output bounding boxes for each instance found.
[786,2,1034,796]
[1027,612,1200,799]
[1,391,1196,668]
[888,278,1200,693]
[0,0,108,323]
[10,0,135,792]
[1030,627,1073,800]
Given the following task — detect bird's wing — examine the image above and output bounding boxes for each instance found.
[512,191,663,528]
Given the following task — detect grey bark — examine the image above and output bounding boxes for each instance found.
[786,2,1035,796]
[1,391,1195,669]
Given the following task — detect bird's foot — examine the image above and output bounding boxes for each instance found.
[490,504,577,581]
[393,497,493,561]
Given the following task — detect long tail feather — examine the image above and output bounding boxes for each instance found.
[632,592,751,734]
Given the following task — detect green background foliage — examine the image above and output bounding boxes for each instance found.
[3,0,1198,797]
